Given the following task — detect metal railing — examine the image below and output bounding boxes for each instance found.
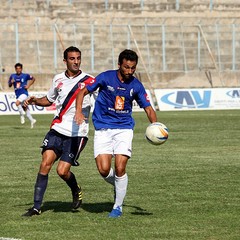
[0,22,240,76]
[5,0,239,12]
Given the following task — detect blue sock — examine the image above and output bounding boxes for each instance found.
[33,173,48,210]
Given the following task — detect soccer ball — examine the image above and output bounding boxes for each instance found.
[145,122,169,145]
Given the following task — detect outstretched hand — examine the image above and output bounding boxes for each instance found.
[24,96,36,107]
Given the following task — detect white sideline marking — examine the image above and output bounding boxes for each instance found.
[0,238,22,240]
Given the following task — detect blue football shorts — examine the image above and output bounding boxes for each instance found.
[41,129,88,166]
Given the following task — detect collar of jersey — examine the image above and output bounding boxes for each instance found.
[65,70,82,79]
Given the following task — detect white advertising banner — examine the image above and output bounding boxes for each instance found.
[0,89,154,115]
[4,88,238,114]
[154,88,240,111]
[0,92,56,115]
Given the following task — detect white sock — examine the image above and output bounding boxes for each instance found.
[103,168,115,186]
[113,173,128,211]
[18,105,25,116]
[25,109,34,121]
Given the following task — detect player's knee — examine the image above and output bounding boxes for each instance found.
[57,168,68,179]
[39,162,52,174]
[96,163,111,177]
[99,168,110,178]
[115,167,126,177]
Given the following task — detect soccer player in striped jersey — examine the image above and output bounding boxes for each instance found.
[8,63,36,128]
[75,49,157,218]
[22,46,96,217]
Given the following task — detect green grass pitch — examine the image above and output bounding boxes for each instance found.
[0,110,239,240]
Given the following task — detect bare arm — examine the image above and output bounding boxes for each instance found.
[8,78,14,87]
[144,105,157,123]
[24,96,52,107]
[74,87,90,125]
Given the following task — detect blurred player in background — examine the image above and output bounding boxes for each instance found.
[22,46,96,217]
[74,49,157,218]
[8,63,36,128]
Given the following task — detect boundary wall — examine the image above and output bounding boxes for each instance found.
[1,88,239,115]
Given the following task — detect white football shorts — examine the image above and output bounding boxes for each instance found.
[17,94,28,103]
[94,129,133,158]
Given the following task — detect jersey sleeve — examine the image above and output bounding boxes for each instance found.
[25,73,33,80]
[86,72,105,92]
[134,82,151,108]
[46,77,58,103]
[28,74,34,80]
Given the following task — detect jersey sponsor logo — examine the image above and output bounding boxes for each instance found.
[115,96,125,110]
[16,82,21,89]
[117,87,126,91]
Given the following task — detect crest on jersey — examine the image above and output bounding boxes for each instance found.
[78,82,86,89]
[130,88,134,97]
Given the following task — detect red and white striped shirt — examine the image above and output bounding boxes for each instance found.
[47,70,96,137]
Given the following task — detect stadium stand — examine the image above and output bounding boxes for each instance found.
[0,0,240,91]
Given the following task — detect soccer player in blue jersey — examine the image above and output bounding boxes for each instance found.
[8,63,36,128]
[75,49,157,218]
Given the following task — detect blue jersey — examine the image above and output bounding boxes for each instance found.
[8,73,33,98]
[86,70,151,130]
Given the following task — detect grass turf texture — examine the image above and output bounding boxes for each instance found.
[0,110,239,240]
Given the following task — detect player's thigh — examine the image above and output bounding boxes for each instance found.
[17,94,28,104]
[39,149,58,174]
[94,129,114,158]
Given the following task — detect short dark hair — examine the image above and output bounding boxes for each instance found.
[63,46,81,60]
[118,49,138,65]
[15,63,23,69]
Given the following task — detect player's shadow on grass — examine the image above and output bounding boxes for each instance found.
[127,205,153,216]
[41,201,75,213]
[81,202,113,213]
[23,201,153,215]
[82,203,153,216]
[40,201,113,214]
